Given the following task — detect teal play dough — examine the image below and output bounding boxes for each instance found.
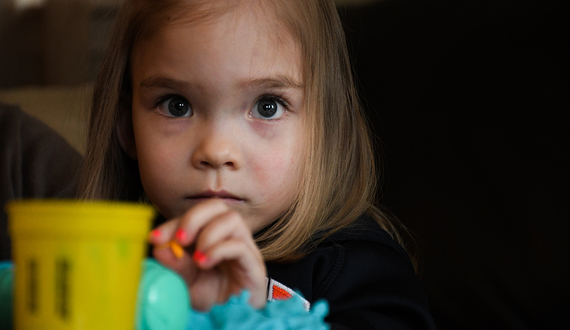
[136,259,190,330]
[138,259,330,330]
[0,262,13,328]
[189,291,329,330]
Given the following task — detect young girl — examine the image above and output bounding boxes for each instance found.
[78,0,434,328]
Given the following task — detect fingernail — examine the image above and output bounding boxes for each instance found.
[151,229,161,239]
[193,250,208,264]
[175,229,187,241]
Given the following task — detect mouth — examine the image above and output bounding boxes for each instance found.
[186,190,245,203]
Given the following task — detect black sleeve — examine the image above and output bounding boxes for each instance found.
[0,103,82,260]
[267,227,435,330]
[321,240,434,330]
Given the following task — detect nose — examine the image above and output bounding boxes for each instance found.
[191,123,242,170]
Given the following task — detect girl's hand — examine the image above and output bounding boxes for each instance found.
[148,199,267,311]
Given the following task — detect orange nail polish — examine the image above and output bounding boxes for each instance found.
[193,250,208,264]
[175,229,187,241]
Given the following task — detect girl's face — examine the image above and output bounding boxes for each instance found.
[129,6,305,233]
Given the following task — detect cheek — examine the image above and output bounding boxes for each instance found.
[133,122,186,198]
[250,141,304,196]
[136,144,189,219]
[137,147,171,198]
[138,149,171,184]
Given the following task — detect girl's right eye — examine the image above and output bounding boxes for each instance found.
[158,96,192,118]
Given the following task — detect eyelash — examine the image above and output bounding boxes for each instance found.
[259,93,290,109]
[152,93,292,116]
[151,93,189,119]
[251,93,292,121]
[154,94,182,108]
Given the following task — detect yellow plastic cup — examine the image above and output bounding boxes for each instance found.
[7,200,155,330]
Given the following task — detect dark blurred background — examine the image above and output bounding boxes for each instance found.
[0,0,119,88]
[341,0,569,329]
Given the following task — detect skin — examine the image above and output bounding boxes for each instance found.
[125,5,305,310]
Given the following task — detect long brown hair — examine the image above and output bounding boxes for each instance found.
[78,0,408,263]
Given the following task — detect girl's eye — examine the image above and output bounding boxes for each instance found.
[159,96,192,118]
[250,97,285,120]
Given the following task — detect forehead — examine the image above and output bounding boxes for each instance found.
[131,1,302,84]
[136,0,295,47]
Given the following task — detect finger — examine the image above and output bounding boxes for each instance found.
[149,220,191,261]
[148,218,180,245]
[152,247,199,299]
[194,210,257,256]
[195,238,264,276]
[175,199,230,245]
[152,241,185,259]
[196,239,266,308]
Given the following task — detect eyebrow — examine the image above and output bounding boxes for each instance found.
[139,76,191,91]
[138,75,304,91]
[245,76,304,90]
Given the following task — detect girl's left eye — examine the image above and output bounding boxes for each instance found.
[250,97,286,120]
[158,96,192,118]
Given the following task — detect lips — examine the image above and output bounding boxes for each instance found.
[187,190,244,202]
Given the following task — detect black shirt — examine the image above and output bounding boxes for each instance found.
[266,216,434,330]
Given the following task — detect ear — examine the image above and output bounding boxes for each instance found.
[116,109,137,160]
